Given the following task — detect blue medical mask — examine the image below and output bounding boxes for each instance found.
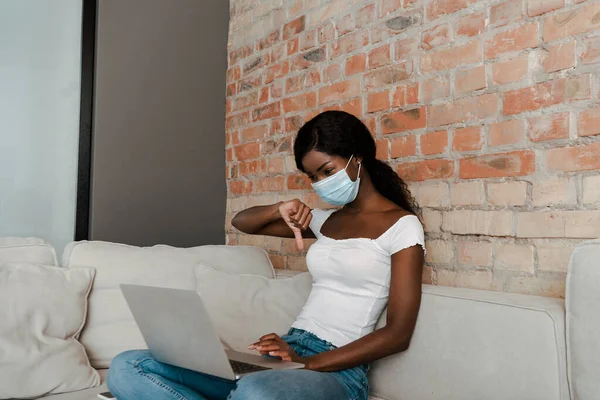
[311,156,361,206]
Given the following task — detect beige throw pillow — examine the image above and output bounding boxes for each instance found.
[195,263,313,353]
[0,263,99,399]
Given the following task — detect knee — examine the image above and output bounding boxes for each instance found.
[107,350,151,395]
[230,373,280,400]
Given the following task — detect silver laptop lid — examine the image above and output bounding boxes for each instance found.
[120,284,236,380]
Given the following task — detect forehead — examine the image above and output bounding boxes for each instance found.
[300,150,343,172]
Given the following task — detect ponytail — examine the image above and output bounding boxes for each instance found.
[363,158,421,216]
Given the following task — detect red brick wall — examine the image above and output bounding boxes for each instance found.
[225,0,600,298]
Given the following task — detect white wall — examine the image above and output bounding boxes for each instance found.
[0,1,82,252]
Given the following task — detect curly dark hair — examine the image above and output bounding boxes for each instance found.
[293,110,420,216]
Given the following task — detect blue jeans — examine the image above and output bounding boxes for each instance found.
[107,328,369,400]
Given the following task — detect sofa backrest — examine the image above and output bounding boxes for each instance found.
[63,241,276,368]
[0,237,58,266]
[567,239,600,400]
[369,284,569,400]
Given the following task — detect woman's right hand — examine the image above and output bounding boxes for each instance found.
[278,199,312,250]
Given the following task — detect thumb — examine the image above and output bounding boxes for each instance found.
[292,227,304,251]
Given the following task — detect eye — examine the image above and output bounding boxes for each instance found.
[324,168,335,176]
[308,175,317,182]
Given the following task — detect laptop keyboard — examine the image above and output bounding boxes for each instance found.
[229,360,271,375]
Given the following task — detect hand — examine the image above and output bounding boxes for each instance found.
[278,199,312,250]
[248,333,303,363]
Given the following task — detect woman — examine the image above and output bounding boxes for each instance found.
[107,111,425,400]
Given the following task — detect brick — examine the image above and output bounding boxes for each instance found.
[517,212,564,237]
[427,0,476,20]
[421,40,481,72]
[503,75,591,115]
[398,159,455,181]
[451,182,485,206]
[287,37,299,55]
[506,276,565,298]
[252,102,281,121]
[532,177,576,206]
[269,254,285,269]
[234,91,258,111]
[356,4,376,28]
[494,244,535,273]
[375,139,388,159]
[380,0,403,17]
[368,91,390,113]
[229,45,253,65]
[324,64,343,82]
[423,266,434,285]
[546,142,600,172]
[234,142,260,160]
[425,240,454,264]
[457,12,485,37]
[429,93,498,127]
[543,2,600,42]
[422,23,451,50]
[422,209,443,232]
[491,55,528,85]
[227,66,241,83]
[442,210,514,236]
[239,160,267,177]
[283,16,305,40]
[528,0,564,17]
[390,136,417,158]
[264,62,290,84]
[318,78,361,104]
[287,174,311,190]
[229,180,253,195]
[345,53,367,75]
[579,107,600,137]
[459,241,493,267]
[226,148,233,162]
[455,65,487,94]
[541,41,576,73]
[565,211,600,238]
[282,92,317,113]
[537,243,572,273]
[226,111,250,130]
[491,0,524,28]
[340,98,362,116]
[395,38,419,61]
[485,23,539,60]
[286,70,321,93]
[364,63,412,89]
[453,126,482,152]
[436,270,495,291]
[338,14,354,36]
[258,30,281,51]
[487,181,528,206]
[583,175,600,204]
[392,83,419,107]
[256,176,285,192]
[241,125,268,142]
[381,107,427,134]
[421,130,448,155]
[330,30,370,59]
[268,157,285,174]
[317,21,335,44]
[489,119,526,147]
[414,182,450,207]
[460,150,535,179]
[299,29,317,52]
[368,44,391,69]
[287,256,307,271]
[581,37,600,65]
[528,112,569,142]
[259,87,269,103]
[421,75,450,103]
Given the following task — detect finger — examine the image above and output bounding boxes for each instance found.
[302,213,313,231]
[297,207,311,229]
[257,344,283,353]
[258,333,280,341]
[268,351,292,361]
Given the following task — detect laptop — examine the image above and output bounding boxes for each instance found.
[120,284,304,380]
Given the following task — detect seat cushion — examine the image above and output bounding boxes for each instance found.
[40,370,108,400]
[0,237,58,266]
[63,241,276,369]
[369,284,569,400]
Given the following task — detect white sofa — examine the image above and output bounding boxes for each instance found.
[3,238,599,400]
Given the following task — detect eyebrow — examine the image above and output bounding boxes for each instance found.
[316,161,331,172]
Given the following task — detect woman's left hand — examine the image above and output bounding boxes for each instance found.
[248,333,303,363]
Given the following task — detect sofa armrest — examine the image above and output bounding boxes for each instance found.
[275,269,304,279]
[567,239,600,400]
